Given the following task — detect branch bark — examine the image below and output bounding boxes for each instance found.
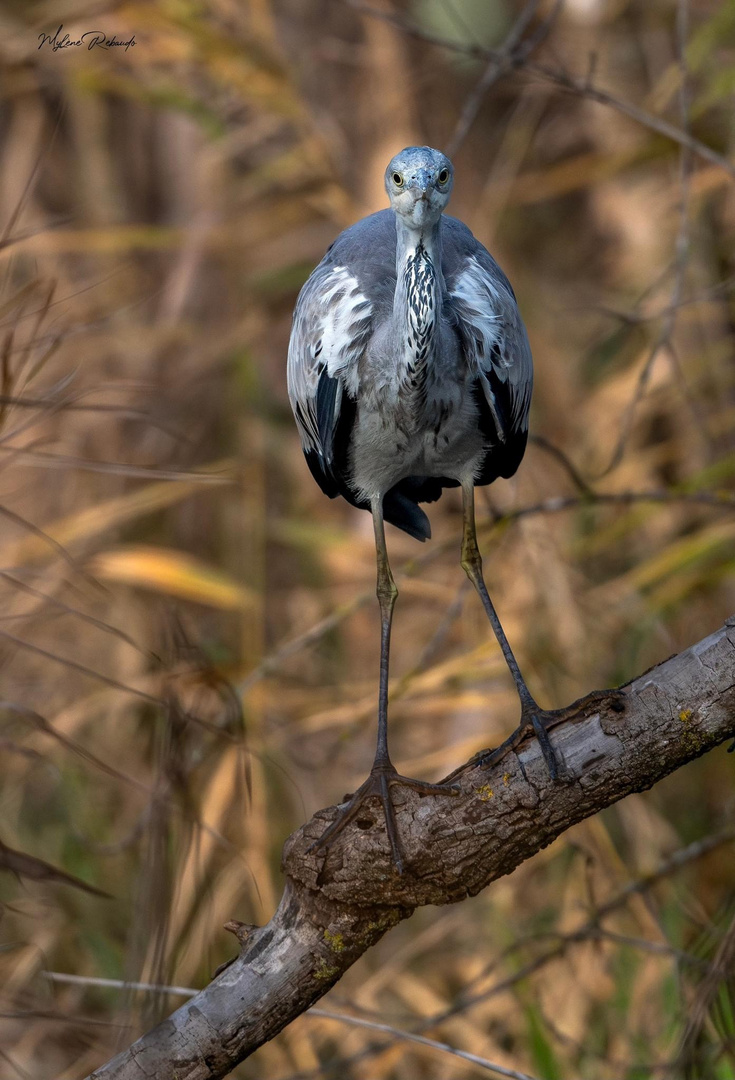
[88,618,735,1080]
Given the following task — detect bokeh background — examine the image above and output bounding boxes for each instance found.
[0,0,734,1077]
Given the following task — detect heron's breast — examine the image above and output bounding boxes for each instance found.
[349,386,485,500]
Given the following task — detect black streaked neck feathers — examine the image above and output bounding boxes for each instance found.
[394,216,443,379]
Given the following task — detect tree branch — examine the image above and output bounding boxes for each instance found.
[87,618,735,1079]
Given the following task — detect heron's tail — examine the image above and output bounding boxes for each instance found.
[383,475,456,541]
[383,487,431,541]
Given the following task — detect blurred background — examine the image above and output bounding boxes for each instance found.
[0,0,734,1077]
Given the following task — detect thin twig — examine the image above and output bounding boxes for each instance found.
[241,484,735,691]
[528,434,596,495]
[0,571,153,658]
[447,0,559,158]
[42,972,198,998]
[42,972,543,1080]
[594,0,696,478]
[343,0,735,178]
[434,827,735,1026]
[0,631,162,704]
[310,1010,543,1080]
[0,445,233,483]
[676,909,735,1072]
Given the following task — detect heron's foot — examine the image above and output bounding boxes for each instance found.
[307,762,460,875]
[444,687,627,784]
[522,706,572,781]
[472,705,572,782]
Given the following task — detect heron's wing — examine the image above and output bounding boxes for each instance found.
[287,260,374,497]
[446,253,532,445]
[443,222,533,480]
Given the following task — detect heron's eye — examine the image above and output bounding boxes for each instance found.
[438,168,450,185]
[392,173,404,187]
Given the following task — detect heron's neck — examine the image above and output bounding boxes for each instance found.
[395,216,443,273]
[393,217,443,370]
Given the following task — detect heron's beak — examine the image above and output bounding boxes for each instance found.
[408,169,433,198]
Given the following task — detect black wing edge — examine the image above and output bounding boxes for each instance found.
[303,372,480,543]
[470,363,529,486]
[302,386,450,543]
[301,368,356,502]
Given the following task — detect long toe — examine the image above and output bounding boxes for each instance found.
[393,775,461,796]
[523,690,626,778]
[308,766,460,874]
[383,772,460,874]
[453,689,626,782]
[306,772,379,855]
[517,707,574,781]
[529,712,561,780]
[465,709,571,781]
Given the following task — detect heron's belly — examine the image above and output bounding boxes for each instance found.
[349,403,486,500]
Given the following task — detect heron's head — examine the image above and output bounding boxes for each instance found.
[385,146,453,230]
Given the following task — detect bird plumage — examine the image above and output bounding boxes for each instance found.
[287,206,532,541]
[288,147,566,875]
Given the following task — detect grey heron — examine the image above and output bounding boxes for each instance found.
[288,145,559,873]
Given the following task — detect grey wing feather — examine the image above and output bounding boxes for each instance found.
[442,217,533,446]
[287,257,374,486]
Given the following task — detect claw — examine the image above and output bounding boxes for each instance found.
[445,688,626,784]
[530,710,576,781]
[308,763,460,874]
[469,707,571,781]
[530,711,561,779]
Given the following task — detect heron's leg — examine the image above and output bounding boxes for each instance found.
[308,498,459,874]
[460,481,564,779]
[372,497,397,767]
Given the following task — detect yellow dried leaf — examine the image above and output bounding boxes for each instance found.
[89,545,257,610]
[0,459,234,568]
